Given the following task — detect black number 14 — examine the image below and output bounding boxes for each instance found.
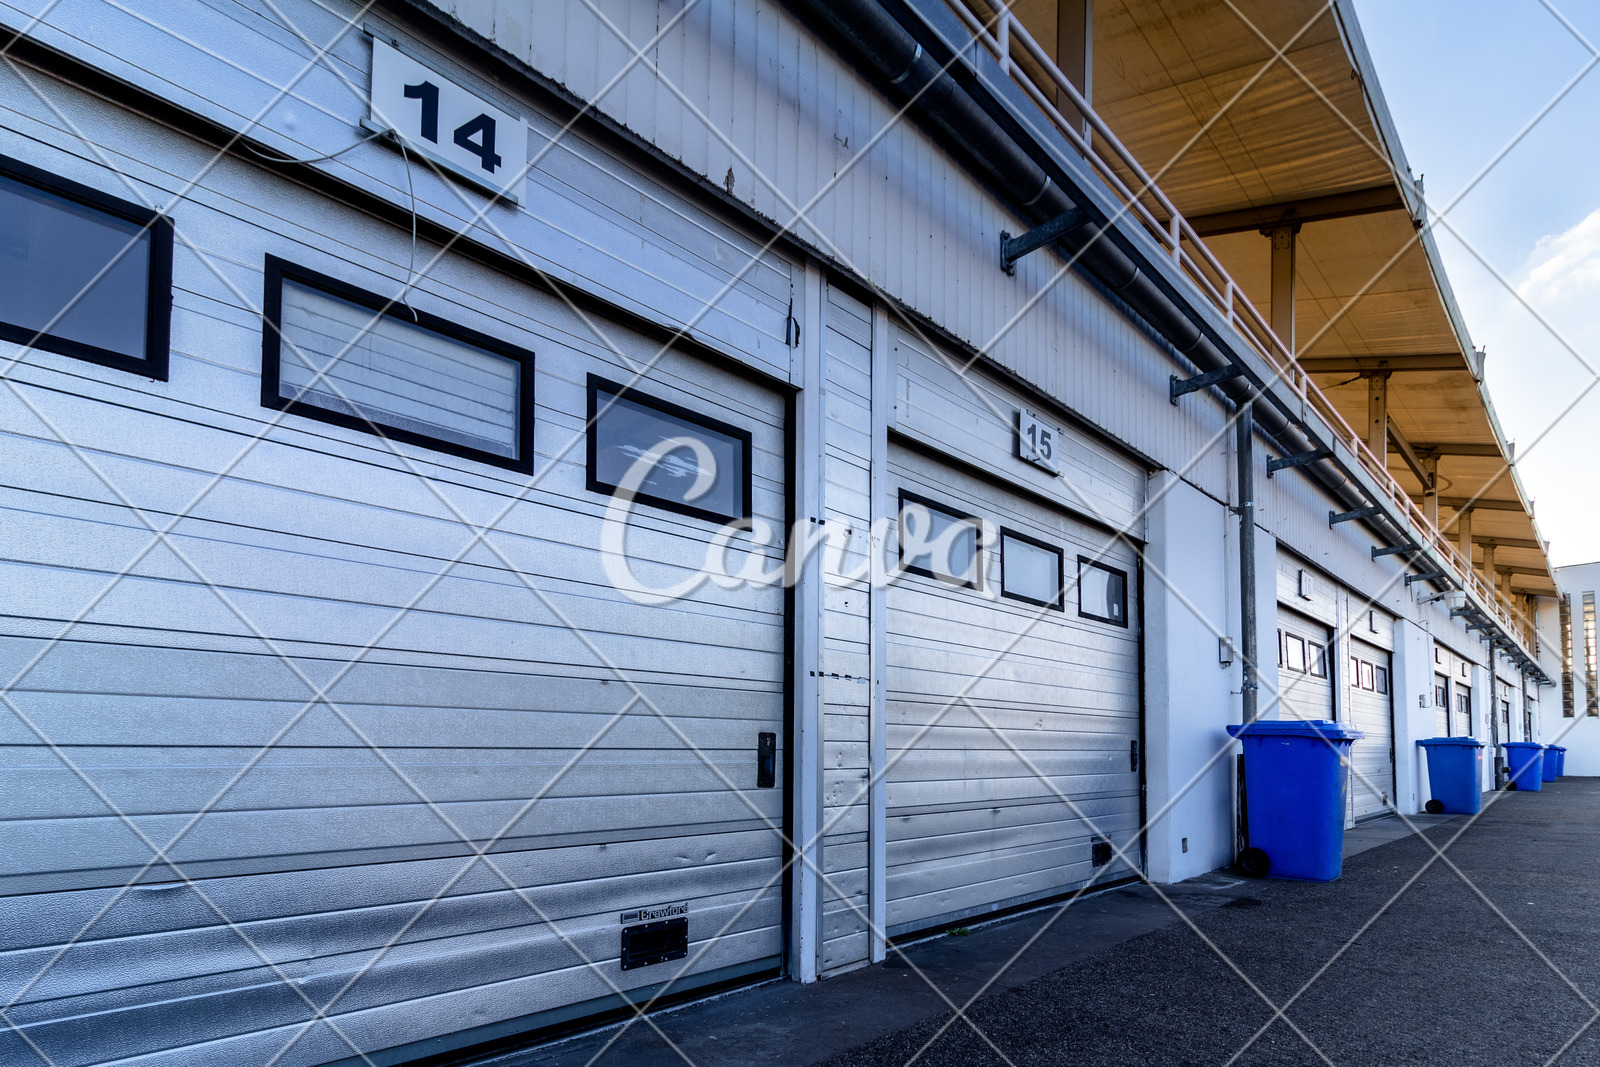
[403,80,503,174]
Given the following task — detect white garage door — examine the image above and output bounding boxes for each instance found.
[885,445,1143,937]
[0,314,791,1064]
[1347,639,1395,821]
[1276,608,1334,722]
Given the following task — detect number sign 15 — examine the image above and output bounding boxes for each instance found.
[368,36,526,203]
[1016,409,1060,473]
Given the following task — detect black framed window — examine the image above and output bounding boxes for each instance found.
[1376,666,1389,695]
[1284,634,1307,673]
[0,154,172,378]
[897,490,983,590]
[262,256,533,472]
[1308,642,1327,678]
[587,375,752,523]
[1077,557,1127,626]
[1359,660,1375,690]
[999,528,1063,610]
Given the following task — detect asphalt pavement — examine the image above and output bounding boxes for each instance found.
[472,780,1600,1067]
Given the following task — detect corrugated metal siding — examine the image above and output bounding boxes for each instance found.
[0,58,792,1066]
[884,443,1141,936]
[1275,607,1333,722]
[819,284,872,975]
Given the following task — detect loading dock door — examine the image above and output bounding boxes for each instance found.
[1276,608,1334,721]
[884,445,1142,938]
[1347,639,1395,821]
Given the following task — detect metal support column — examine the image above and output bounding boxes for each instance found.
[1367,373,1389,463]
[1238,402,1258,724]
[1458,506,1474,570]
[1268,225,1297,353]
[1420,453,1439,529]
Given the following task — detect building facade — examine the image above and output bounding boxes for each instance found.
[0,0,1566,1063]
[1549,562,1600,775]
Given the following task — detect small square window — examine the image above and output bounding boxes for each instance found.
[1077,557,1128,626]
[588,375,753,522]
[1308,642,1326,678]
[1375,666,1389,695]
[0,154,172,378]
[897,491,983,590]
[999,528,1063,610]
[264,257,533,470]
[1360,661,1375,691]
[1285,634,1307,673]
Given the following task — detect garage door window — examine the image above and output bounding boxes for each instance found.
[588,376,752,522]
[264,257,533,471]
[999,528,1063,609]
[1375,666,1388,694]
[898,491,982,589]
[0,154,173,378]
[1077,557,1127,627]
[1308,642,1327,678]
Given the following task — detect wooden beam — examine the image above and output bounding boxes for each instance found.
[1385,417,1429,488]
[1473,537,1544,551]
[1186,185,1407,237]
[1298,353,1464,374]
[1438,497,1526,512]
[1407,441,1504,457]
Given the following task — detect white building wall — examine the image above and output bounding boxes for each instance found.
[1553,562,1600,775]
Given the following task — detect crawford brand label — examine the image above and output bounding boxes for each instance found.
[620,901,688,925]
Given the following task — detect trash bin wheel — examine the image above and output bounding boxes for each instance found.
[1424,799,1444,815]
[1506,781,1519,791]
[1237,847,1270,878]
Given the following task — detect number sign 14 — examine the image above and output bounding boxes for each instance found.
[368,36,526,203]
[1016,409,1060,473]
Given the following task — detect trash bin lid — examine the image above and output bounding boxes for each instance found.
[1552,746,1568,753]
[1227,718,1364,741]
[1503,741,1545,751]
[1418,736,1484,748]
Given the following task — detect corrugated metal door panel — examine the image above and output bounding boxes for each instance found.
[885,445,1141,938]
[1348,638,1395,821]
[1275,607,1334,722]
[820,283,873,975]
[1,316,789,1063]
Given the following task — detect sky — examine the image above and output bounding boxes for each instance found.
[1349,0,1600,567]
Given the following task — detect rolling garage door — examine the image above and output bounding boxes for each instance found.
[1347,639,1395,821]
[885,445,1142,937]
[1276,608,1334,722]
[0,311,791,1063]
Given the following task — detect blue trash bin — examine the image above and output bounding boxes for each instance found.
[1228,719,1363,881]
[1503,741,1545,791]
[1417,737,1484,814]
[1554,746,1568,776]
[1541,745,1560,783]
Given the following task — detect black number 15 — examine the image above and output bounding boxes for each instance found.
[403,80,503,174]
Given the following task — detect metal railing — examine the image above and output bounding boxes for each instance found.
[943,0,1539,659]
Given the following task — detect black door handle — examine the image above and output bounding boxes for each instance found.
[757,732,776,788]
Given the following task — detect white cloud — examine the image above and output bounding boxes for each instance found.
[1519,206,1600,306]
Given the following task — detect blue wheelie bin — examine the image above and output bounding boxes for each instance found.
[1503,741,1545,791]
[1554,746,1568,776]
[1228,719,1363,881]
[1541,745,1561,783]
[1417,737,1483,814]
